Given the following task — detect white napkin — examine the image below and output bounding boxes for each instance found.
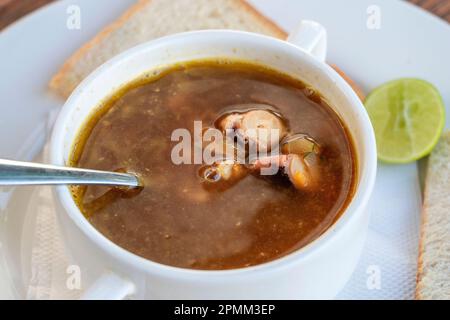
[26,144,82,300]
[338,163,421,299]
[27,118,421,299]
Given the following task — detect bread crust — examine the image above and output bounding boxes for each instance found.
[415,161,430,300]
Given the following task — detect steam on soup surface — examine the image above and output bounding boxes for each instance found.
[70,60,356,270]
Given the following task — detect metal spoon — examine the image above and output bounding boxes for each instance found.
[0,159,141,187]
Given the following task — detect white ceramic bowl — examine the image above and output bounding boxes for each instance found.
[50,21,377,299]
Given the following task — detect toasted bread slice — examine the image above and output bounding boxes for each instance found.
[416,131,450,300]
[49,0,287,98]
[50,0,364,101]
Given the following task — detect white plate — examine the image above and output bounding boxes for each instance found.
[0,0,449,299]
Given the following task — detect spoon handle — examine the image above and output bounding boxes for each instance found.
[0,159,141,187]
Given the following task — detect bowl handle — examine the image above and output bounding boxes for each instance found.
[80,272,135,300]
[287,20,327,62]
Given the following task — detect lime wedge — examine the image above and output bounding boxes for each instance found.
[364,78,445,163]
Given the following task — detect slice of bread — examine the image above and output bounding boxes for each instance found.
[50,0,365,101]
[416,131,450,300]
[49,0,287,98]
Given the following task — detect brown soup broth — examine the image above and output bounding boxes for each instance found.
[70,60,357,270]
